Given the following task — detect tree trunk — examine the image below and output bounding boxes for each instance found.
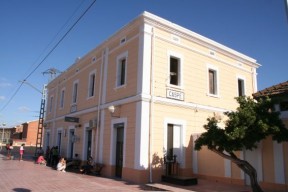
[236,160,263,192]
[211,149,264,192]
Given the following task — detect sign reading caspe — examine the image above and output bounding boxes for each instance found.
[166,89,184,101]
[64,116,79,123]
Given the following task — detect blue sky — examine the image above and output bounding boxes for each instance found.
[0,0,287,127]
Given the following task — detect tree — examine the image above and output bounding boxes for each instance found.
[194,96,288,192]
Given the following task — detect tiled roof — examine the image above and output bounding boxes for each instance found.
[253,81,288,98]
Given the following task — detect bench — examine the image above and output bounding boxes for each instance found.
[66,159,81,170]
[90,163,104,176]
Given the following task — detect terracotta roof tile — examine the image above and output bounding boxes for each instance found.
[253,81,288,98]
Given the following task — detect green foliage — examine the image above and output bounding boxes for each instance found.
[195,96,288,153]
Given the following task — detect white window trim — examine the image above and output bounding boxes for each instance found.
[115,51,128,89]
[72,80,79,104]
[207,64,220,97]
[59,88,65,109]
[163,118,186,168]
[236,75,246,97]
[87,70,96,99]
[81,123,90,160]
[49,95,54,113]
[167,51,184,89]
[110,118,127,167]
[66,126,75,158]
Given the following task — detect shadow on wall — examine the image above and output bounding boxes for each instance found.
[151,152,164,169]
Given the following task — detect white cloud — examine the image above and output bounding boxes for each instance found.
[0,82,12,88]
[0,96,5,101]
[17,106,31,113]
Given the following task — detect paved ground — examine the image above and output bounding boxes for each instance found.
[0,146,275,192]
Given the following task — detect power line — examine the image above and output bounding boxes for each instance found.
[1,0,87,114]
[0,0,97,114]
[24,0,97,80]
[23,0,87,79]
[0,82,24,113]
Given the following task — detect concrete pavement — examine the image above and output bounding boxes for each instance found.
[0,147,257,192]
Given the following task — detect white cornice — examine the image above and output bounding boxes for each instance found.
[141,11,260,67]
[44,93,229,124]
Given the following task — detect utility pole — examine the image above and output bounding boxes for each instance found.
[21,68,60,157]
[20,80,46,157]
[42,68,62,82]
[35,84,47,156]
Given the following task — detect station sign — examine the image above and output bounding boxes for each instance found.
[64,116,79,123]
[166,89,184,101]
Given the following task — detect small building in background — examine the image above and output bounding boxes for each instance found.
[10,120,39,146]
[253,81,288,191]
[0,126,13,145]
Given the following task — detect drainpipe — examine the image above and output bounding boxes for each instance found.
[53,84,59,149]
[95,48,105,163]
[149,27,155,183]
[283,143,287,192]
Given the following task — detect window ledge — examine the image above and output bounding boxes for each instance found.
[86,95,95,100]
[114,85,127,90]
[166,84,184,91]
[206,93,220,98]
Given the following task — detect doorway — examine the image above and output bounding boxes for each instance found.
[115,123,124,177]
[86,129,92,160]
[57,131,62,155]
[69,130,75,159]
[44,131,50,150]
[167,124,181,160]
[165,123,182,175]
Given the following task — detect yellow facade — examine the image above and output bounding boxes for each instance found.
[43,11,287,190]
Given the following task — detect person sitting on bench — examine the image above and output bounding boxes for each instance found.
[80,156,93,174]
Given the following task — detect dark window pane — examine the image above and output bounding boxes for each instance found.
[170,57,179,85]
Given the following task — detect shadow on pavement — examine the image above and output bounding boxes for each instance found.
[13,188,32,192]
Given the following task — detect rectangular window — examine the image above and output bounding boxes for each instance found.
[238,79,245,96]
[170,57,180,86]
[280,101,288,111]
[60,89,65,108]
[72,82,78,103]
[88,73,96,97]
[92,57,96,63]
[209,69,217,95]
[117,58,126,87]
[120,37,126,45]
[49,96,53,113]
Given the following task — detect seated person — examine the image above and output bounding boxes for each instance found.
[80,156,93,174]
[36,155,47,165]
[57,157,66,172]
[66,153,80,167]
[36,147,44,156]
